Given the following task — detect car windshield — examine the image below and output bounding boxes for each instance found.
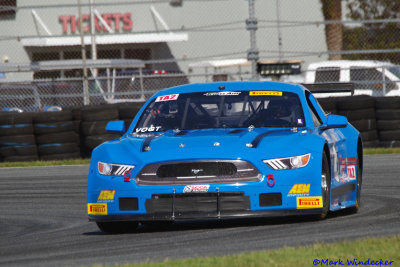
[134,91,305,133]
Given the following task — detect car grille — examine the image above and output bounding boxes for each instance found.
[145,192,250,214]
[136,160,261,185]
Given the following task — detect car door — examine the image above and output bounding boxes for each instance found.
[305,91,348,185]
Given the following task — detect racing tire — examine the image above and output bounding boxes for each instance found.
[0,145,37,157]
[376,120,400,131]
[337,95,375,111]
[378,130,400,141]
[81,109,119,122]
[73,120,81,133]
[34,121,74,135]
[81,120,110,136]
[375,97,400,110]
[39,152,81,161]
[338,108,375,121]
[124,119,132,130]
[0,124,34,136]
[360,130,378,142]
[0,135,36,147]
[317,98,337,113]
[36,131,79,145]
[85,134,121,149]
[33,111,73,123]
[350,119,376,132]
[37,142,79,155]
[379,141,400,148]
[118,105,143,119]
[3,155,39,162]
[71,109,82,121]
[376,109,400,120]
[320,151,331,219]
[349,155,362,214]
[96,221,139,234]
[0,112,33,124]
[362,140,379,148]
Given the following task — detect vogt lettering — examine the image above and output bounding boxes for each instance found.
[135,125,162,133]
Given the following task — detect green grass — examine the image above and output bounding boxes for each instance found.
[95,235,400,267]
[363,147,400,155]
[0,147,400,168]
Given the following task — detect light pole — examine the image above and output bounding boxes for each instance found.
[78,0,90,105]
[246,0,259,81]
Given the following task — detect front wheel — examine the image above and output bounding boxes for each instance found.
[320,151,331,219]
[96,221,139,234]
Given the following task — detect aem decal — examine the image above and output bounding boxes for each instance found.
[288,184,310,196]
[155,94,179,102]
[183,185,210,193]
[97,190,116,202]
[296,196,323,209]
[87,203,107,215]
[249,91,282,96]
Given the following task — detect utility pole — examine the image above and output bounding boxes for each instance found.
[90,0,97,77]
[276,0,283,62]
[246,0,259,81]
[78,0,90,105]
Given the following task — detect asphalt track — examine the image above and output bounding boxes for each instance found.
[0,154,399,267]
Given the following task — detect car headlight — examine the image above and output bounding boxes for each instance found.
[98,162,135,176]
[263,153,310,170]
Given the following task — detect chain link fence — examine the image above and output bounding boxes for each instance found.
[0,0,400,110]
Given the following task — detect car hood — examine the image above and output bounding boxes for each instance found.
[97,128,322,165]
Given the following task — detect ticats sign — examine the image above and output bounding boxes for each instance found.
[59,12,133,34]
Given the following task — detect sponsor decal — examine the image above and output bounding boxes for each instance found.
[296,196,323,209]
[97,190,116,202]
[155,94,179,102]
[288,184,310,196]
[203,91,241,96]
[249,91,282,96]
[346,157,357,165]
[297,118,304,125]
[135,125,162,133]
[183,184,210,193]
[87,203,107,215]
[347,165,356,180]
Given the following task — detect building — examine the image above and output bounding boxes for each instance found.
[0,0,327,83]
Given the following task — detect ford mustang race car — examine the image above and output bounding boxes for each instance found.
[87,81,363,233]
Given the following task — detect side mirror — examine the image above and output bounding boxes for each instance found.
[106,120,126,134]
[320,114,347,131]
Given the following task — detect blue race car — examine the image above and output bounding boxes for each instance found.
[87,81,362,233]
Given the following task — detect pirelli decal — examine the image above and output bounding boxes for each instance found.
[296,197,323,209]
[249,91,282,96]
[88,203,107,215]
